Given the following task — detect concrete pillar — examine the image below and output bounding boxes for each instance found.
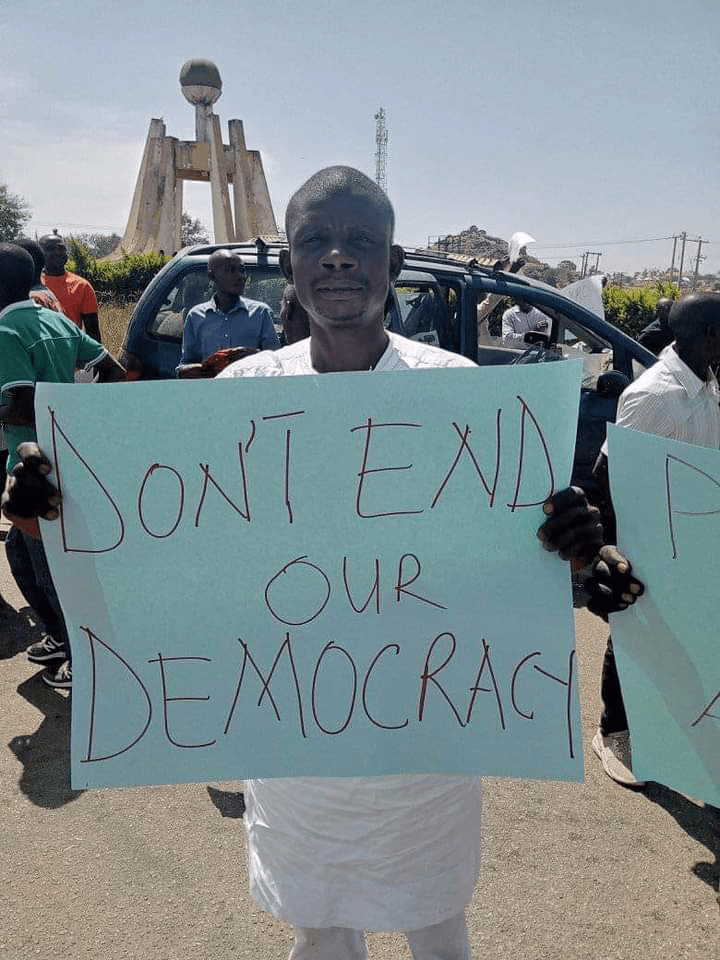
[247,151,278,235]
[173,177,183,254]
[209,113,235,243]
[228,119,253,240]
[195,102,213,144]
[153,137,180,255]
[115,118,167,256]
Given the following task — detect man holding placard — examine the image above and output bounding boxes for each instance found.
[4,167,638,960]
[592,293,720,788]
[211,168,637,959]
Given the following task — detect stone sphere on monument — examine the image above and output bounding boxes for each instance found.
[179,59,222,105]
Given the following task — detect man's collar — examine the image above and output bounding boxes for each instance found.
[211,293,245,313]
[660,344,710,399]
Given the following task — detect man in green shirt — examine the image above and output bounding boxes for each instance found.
[0,243,125,687]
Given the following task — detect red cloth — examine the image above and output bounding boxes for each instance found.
[42,271,98,329]
[30,285,63,312]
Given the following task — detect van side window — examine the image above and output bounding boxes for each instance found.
[149,269,211,341]
[394,283,458,351]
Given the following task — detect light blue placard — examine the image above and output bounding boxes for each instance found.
[36,361,583,789]
[608,424,720,805]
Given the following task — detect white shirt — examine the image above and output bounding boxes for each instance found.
[602,344,720,454]
[501,305,548,344]
[218,332,482,932]
[218,329,478,378]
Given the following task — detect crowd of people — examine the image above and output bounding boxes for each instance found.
[2,165,717,959]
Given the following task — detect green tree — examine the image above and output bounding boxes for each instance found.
[0,184,31,241]
[181,212,209,246]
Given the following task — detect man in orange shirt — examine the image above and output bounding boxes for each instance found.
[38,233,102,342]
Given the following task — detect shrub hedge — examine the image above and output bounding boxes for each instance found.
[602,281,679,339]
[67,238,168,303]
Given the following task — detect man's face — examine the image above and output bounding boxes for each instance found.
[209,254,247,296]
[281,191,402,333]
[517,300,532,313]
[41,239,67,275]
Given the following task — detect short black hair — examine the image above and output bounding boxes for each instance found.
[285,166,395,239]
[208,249,246,272]
[38,232,65,248]
[669,293,720,341]
[14,239,45,285]
[655,296,673,325]
[0,243,35,303]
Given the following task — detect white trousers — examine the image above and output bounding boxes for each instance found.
[288,911,471,960]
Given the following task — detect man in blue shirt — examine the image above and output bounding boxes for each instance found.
[177,249,279,378]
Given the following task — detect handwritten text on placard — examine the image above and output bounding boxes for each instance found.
[36,362,583,789]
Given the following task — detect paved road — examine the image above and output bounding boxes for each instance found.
[1,524,718,959]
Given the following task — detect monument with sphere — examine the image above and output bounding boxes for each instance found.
[113,59,277,256]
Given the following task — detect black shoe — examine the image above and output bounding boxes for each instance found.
[26,634,66,664]
[42,660,72,689]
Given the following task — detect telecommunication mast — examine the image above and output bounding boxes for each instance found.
[374,108,388,192]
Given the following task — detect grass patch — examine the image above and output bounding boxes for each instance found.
[99,300,135,356]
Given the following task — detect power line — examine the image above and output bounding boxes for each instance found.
[30,219,122,232]
[534,235,674,250]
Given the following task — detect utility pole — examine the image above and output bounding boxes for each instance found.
[692,238,705,290]
[580,251,602,277]
[677,231,687,288]
[374,108,388,192]
[669,235,678,284]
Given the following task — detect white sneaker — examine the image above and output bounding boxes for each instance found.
[591,729,646,788]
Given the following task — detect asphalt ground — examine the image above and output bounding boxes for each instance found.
[1,521,718,960]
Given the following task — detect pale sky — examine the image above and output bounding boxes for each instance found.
[1,0,718,275]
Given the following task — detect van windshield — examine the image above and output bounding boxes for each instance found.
[148,265,287,342]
